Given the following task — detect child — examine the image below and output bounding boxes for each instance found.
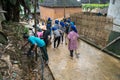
[60,21,66,43]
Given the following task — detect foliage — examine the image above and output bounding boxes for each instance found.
[9,0,17,5]
[1,0,31,22]
[23,27,29,34]
[1,0,44,22]
[82,4,109,10]
[39,0,44,3]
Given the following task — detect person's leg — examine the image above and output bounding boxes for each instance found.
[75,40,80,58]
[70,50,73,57]
[65,33,68,45]
[54,37,57,48]
[75,49,79,58]
[27,45,34,56]
[44,39,48,47]
[40,46,49,62]
[61,33,64,43]
[60,34,62,44]
[57,36,60,47]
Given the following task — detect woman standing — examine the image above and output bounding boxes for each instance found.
[67,25,79,59]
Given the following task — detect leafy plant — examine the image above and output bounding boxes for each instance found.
[82,4,109,10]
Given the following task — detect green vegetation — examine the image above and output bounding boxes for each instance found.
[1,0,44,22]
[82,4,109,9]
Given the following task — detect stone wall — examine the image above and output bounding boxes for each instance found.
[71,13,113,48]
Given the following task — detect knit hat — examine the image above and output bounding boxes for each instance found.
[48,17,52,21]
[65,23,68,27]
[67,18,71,23]
[52,27,57,31]
[60,21,64,27]
[55,20,59,24]
[71,25,78,33]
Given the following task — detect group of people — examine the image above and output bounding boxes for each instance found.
[21,17,80,65]
[52,18,80,59]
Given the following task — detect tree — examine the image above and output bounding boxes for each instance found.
[1,0,31,22]
[1,0,44,22]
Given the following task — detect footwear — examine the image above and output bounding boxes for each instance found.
[65,43,67,45]
[76,55,79,58]
[70,55,73,59]
[71,56,73,60]
[75,53,80,58]
[45,60,49,65]
[77,53,80,55]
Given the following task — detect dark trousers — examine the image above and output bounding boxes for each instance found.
[40,46,49,61]
[54,36,60,48]
[28,45,49,61]
[70,50,73,57]
[61,33,64,43]
[44,39,48,47]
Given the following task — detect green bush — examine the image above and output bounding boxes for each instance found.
[82,4,109,9]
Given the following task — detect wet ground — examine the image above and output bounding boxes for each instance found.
[47,40,120,80]
[20,20,120,80]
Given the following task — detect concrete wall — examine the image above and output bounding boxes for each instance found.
[107,0,120,32]
[40,6,82,20]
[107,0,120,55]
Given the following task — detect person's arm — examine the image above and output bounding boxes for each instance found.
[21,41,29,49]
[32,44,37,51]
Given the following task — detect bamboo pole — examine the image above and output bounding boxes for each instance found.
[34,0,37,61]
[34,0,37,35]
[64,0,66,18]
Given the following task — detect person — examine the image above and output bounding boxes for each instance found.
[37,31,43,38]
[53,19,60,29]
[46,18,52,40]
[67,25,79,59]
[71,22,80,58]
[52,27,61,48]
[46,17,52,30]
[41,25,51,47]
[64,19,71,45]
[21,34,49,64]
[31,24,42,36]
[70,22,78,33]
[59,21,66,44]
